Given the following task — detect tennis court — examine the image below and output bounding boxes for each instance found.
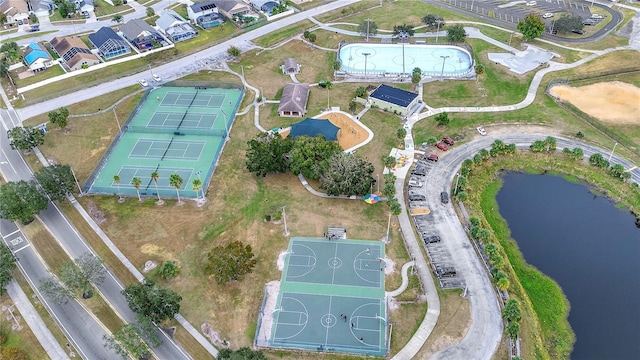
[85,85,243,198]
[258,237,388,357]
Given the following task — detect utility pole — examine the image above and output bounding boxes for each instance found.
[608,142,618,163]
[363,52,371,78]
[70,166,83,196]
[113,108,121,133]
[282,206,290,236]
[365,19,372,42]
[440,55,450,81]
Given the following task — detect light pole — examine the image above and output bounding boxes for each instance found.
[70,166,83,196]
[363,52,371,78]
[113,108,121,133]
[454,172,461,195]
[220,108,230,142]
[608,142,618,163]
[365,18,372,42]
[508,31,515,46]
[148,64,153,79]
[440,55,450,81]
[386,213,391,242]
[195,170,203,199]
[435,20,443,44]
[282,206,290,236]
[398,32,409,76]
[376,174,379,193]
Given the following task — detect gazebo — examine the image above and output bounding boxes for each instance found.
[289,118,340,141]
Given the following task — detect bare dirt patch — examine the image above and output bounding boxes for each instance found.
[549,81,640,124]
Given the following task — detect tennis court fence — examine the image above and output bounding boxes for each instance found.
[163,80,244,91]
[125,125,228,137]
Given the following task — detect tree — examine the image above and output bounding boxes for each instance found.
[146,7,155,17]
[411,67,422,84]
[245,132,295,177]
[553,14,583,33]
[0,42,20,62]
[192,178,203,199]
[434,112,450,126]
[382,155,396,169]
[34,165,76,202]
[589,153,609,168]
[456,191,468,202]
[131,177,142,202]
[169,173,183,204]
[609,164,630,181]
[47,107,69,130]
[422,14,445,29]
[0,13,6,26]
[348,100,357,114]
[396,128,407,140]
[157,261,179,279]
[517,13,546,41]
[111,14,124,23]
[529,139,546,152]
[40,253,106,302]
[0,180,48,224]
[475,63,485,75]
[219,347,267,360]
[502,299,522,322]
[446,24,467,43]
[112,0,123,5]
[358,19,378,40]
[205,241,257,284]
[307,32,316,43]
[122,280,182,323]
[388,198,402,216]
[320,153,375,196]
[506,321,520,339]
[393,24,415,39]
[496,277,510,291]
[104,316,161,360]
[0,244,17,296]
[7,126,45,153]
[113,175,122,200]
[150,171,162,203]
[354,86,367,98]
[289,135,342,181]
[545,136,557,152]
[227,45,241,57]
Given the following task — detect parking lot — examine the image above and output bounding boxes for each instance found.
[407,151,466,290]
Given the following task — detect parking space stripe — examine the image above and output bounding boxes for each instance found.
[13,244,31,253]
[2,229,20,238]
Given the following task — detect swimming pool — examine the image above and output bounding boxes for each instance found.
[338,43,474,78]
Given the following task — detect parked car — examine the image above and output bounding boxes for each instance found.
[441,137,454,146]
[436,142,448,151]
[138,79,149,87]
[525,1,537,5]
[425,153,439,162]
[542,13,554,19]
[591,14,605,19]
[572,29,586,35]
[411,167,427,176]
[409,193,426,202]
[408,178,423,187]
[440,191,449,204]
[435,266,457,278]
[583,19,597,26]
[27,25,40,32]
[476,126,487,136]
[152,74,161,82]
[82,10,90,18]
[422,235,441,244]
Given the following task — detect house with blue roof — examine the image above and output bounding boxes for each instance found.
[89,27,131,60]
[156,9,198,43]
[250,0,279,15]
[368,84,420,116]
[188,0,224,29]
[23,42,53,72]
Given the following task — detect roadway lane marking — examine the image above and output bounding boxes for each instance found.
[0,149,19,175]
[627,166,637,171]
[13,243,30,253]
[2,229,20,238]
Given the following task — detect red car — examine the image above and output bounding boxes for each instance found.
[426,153,439,162]
[436,142,448,151]
[441,137,454,146]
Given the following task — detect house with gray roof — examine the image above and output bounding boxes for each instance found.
[188,0,224,29]
[156,9,198,43]
[281,58,300,75]
[250,0,279,14]
[213,0,251,19]
[278,83,310,118]
[89,27,131,60]
[120,19,165,51]
[0,0,29,26]
[29,0,54,17]
[23,42,53,71]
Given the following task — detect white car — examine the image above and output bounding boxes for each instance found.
[525,1,537,6]
[152,74,161,82]
[591,14,605,19]
[138,79,149,87]
[542,13,554,19]
[476,126,487,136]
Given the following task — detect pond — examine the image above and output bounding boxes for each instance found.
[496,173,640,359]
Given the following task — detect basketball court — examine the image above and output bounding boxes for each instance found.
[258,237,388,357]
[85,86,243,198]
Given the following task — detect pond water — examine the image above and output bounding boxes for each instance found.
[496,173,640,359]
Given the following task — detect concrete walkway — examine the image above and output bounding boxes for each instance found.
[386,261,415,298]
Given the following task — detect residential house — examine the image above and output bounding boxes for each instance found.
[367,84,419,116]
[281,58,300,75]
[0,0,29,26]
[250,0,279,14]
[156,9,198,43]
[74,0,93,13]
[187,0,224,29]
[213,0,251,19]
[50,36,100,71]
[278,83,310,117]
[29,0,54,17]
[88,27,131,60]
[120,19,165,51]
[23,42,53,71]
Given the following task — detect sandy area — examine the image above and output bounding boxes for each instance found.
[280,112,369,150]
[549,81,640,124]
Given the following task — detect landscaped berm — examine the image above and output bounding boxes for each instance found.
[280,111,371,151]
[255,237,388,357]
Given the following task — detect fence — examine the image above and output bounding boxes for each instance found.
[163,80,244,91]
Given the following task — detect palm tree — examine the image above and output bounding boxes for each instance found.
[150,171,163,204]
[192,178,203,199]
[131,177,142,202]
[113,175,123,201]
[169,173,183,204]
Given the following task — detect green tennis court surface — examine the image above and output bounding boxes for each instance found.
[85,86,243,198]
[259,237,388,357]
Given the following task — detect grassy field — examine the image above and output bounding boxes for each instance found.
[12,65,66,89]
[253,20,315,47]
[0,291,49,359]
